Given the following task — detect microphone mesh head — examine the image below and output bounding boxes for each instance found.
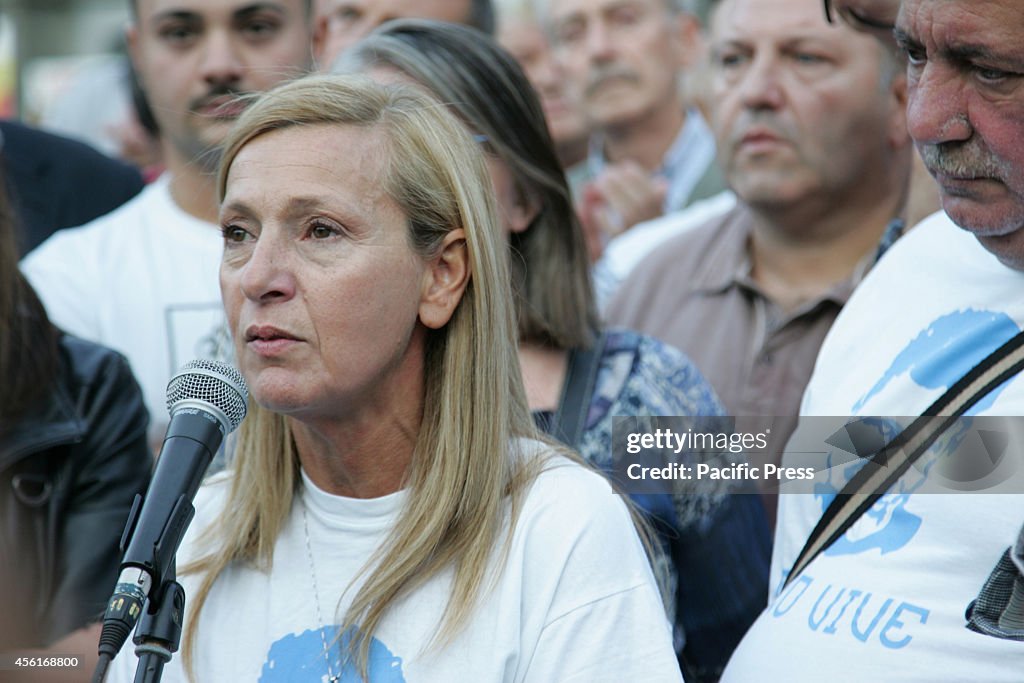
[166,360,249,433]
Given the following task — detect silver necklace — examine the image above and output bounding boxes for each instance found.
[300,496,341,683]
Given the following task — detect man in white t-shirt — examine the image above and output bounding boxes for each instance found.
[539,0,724,246]
[722,0,1024,679]
[22,0,319,450]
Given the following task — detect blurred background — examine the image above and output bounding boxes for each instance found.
[0,0,136,157]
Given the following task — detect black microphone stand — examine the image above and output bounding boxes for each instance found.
[132,563,186,683]
[90,360,248,683]
[93,492,196,683]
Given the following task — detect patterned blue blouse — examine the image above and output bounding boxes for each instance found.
[535,328,771,682]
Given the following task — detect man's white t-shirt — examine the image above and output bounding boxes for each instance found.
[21,176,229,448]
[107,453,683,682]
[723,212,1024,682]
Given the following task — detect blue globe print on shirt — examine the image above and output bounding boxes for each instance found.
[817,309,1021,558]
[260,626,405,682]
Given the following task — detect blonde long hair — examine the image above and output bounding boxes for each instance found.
[336,20,598,350]
[182,74,546,679]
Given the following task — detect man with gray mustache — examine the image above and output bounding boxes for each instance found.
[541,0,725,260]
[824,0,1024,263]
[917,142,1012,188]
[720,0,1024,679]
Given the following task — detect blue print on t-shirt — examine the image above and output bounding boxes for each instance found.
[814,452,928,559]
[811,310,1021,559]
[853,309,1020,414]
[260,626,405,682]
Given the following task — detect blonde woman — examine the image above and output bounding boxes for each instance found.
[335,20,772,682]
[105,75,681,682]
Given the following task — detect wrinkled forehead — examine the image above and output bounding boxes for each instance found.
[896,0,1024,57]
[224,123,393,213]
[545,0,670,23]
[710,0,832,42]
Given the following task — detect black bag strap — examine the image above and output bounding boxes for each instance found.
[785,328,1024,589]
[551,332,606,448]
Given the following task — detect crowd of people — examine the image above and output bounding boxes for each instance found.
[2,0,1023,681]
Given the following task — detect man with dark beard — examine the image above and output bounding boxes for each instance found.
[23,0,319,452]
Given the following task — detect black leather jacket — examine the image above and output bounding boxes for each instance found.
[0,335,151,648]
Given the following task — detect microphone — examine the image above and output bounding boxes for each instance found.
[96,360,248,667]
